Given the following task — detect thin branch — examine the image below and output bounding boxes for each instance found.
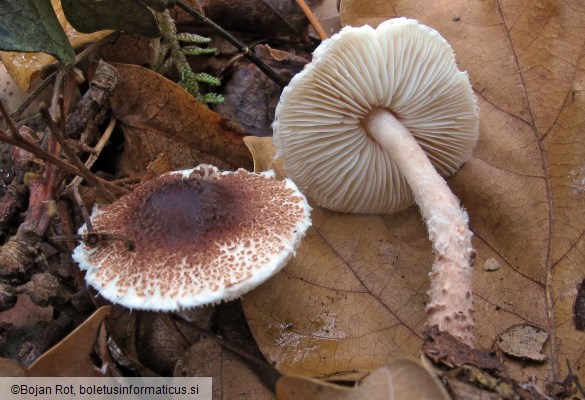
[71,186,94,232]
[66,117,118,192]
[295,0,328,40]
[175,0,287,88]
[40,106,116,202]
[0,103,125,197]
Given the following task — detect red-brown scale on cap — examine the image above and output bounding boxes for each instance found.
[78,166,310,307]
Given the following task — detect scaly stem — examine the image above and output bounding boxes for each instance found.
[363,107,475,346]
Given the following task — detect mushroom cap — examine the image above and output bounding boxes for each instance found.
[72,165,312,311]
[273,18,479,213]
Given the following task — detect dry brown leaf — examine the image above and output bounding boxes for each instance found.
[276,358,449,400]
[242,137,432,381]
[243,0,585,372]
[214,45,307,137]
[0,358,29,376]
[108,63,253,175]
[0,0,112,91]
[243,0,585,388]
[175,336,276,400]
[339,0,585,386]
[28,306,111,377]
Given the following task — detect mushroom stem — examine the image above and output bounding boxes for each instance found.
[363,107,475,346]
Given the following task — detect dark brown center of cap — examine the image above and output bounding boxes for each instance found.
[135,177,239,249]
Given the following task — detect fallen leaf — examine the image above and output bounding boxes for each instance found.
[28,306,111,376]
[213,45,307,137]
[242,0,585,387]
[0,0,112,91]
[341,0,585,383]
[574,278,585,331]
[0,0,75,63]
[276,358,449,400]
[61,0,160,38]
[108,63,253,175]
[0,294,52,327]
[423,327,504,371]
[497,324,549,362]
[180,0,309,36]
[175,336,276,400]
[0,358,29,376]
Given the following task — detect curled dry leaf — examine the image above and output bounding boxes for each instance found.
[276,358,449,400]
[28,306,111,377]
[108,63,253,175]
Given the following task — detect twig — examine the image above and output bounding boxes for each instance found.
[0,102,126,197]
[566,359,585,397]
[295,0,328,40]
[66,117,117,192]
[71,186,93,232]
[175,0,287,88]
[53,199,85,288]
[40,106,116,202]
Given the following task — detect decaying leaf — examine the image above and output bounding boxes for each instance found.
[177,0,309,36]
[108,63,253,175]
[0,0,112,91]
[175,336,276,400]
[28,306,111,376]
[243,137,432,380]
[242,0,585,387]
[423,327,504,372]
[575,278,585,330]
[497,324,548,362]
[276,358,449,400]
[214,45,307,137]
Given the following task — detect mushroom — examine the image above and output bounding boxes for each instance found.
[72,164,312,311]
[273,18,479,345]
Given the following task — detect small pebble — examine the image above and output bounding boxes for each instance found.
[483,257,500,271]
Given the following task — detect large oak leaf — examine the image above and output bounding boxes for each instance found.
[242,0,585,387]
[108,63,252,175]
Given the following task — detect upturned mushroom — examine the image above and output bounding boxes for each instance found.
[72,164,312,310]
[273,18,479,345]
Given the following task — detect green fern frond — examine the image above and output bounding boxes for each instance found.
[200,93,225,104]
[179,69,223,104]
[192,72,221,86]
[182,46,217,56]
[176,33,212,44]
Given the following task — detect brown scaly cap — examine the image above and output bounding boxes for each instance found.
[72,165,312,310]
